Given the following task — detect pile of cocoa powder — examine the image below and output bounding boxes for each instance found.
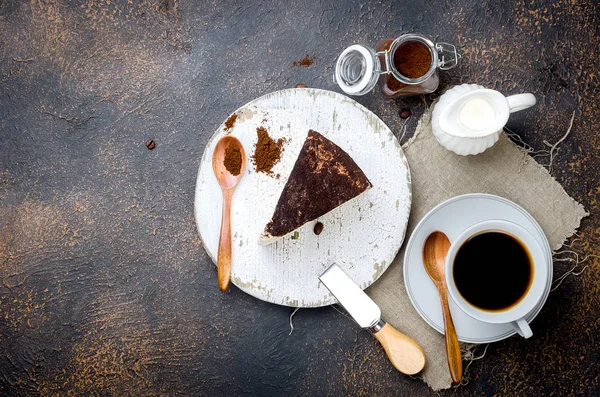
[252,126,285,177]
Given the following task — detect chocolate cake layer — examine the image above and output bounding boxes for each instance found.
[261,130,372,240]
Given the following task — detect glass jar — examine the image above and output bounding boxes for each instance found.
[334,33,459,98]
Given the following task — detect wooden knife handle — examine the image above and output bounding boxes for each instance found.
[373,323,426,375]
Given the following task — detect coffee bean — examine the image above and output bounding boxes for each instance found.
[399,109,412,119]
[146,139,156,150]
[313,222,324,235]
[296,83,307,88]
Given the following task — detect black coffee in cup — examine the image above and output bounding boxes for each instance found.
[452,231,533,311]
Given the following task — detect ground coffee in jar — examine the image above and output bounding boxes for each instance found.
[393,41,432,79]
[334,33,459,98]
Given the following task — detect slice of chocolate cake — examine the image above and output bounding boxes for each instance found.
[258,130,372,245]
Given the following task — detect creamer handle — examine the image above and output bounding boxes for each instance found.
[507,93,536,113]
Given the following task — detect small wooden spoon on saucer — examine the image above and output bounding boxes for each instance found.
[212,136,246,291]
[423,231,463,383]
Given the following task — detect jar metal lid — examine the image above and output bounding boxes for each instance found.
[334,44,380,96]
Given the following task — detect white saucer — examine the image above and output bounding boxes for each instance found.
[403,193,553,344]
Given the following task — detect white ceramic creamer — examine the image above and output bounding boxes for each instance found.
[432,84,536,155]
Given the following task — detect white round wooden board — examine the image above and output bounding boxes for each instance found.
[194,88,411,307]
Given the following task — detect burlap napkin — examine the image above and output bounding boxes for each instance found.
[367,110,587,390]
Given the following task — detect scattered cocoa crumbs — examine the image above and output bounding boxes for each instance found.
[292,55,314,67]
[223,140,242,176]
[252,126,285,175]
[224,113,238,131]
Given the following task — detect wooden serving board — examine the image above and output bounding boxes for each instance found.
[194,88,411,307]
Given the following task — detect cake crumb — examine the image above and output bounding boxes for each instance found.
[313,222,324,235]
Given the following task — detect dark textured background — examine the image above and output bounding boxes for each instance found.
[1,0,599,396]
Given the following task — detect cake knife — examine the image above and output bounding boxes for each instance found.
[319,264,426,375]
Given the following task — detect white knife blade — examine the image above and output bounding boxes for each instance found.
[319,263,382,329]
[319,263,427,375]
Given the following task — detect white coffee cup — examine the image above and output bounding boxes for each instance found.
[444,220,549,338]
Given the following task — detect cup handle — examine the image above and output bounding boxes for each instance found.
[507,93,536,113]
[513,318,533,338]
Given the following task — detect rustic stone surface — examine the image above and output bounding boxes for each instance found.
[0,0,598,396]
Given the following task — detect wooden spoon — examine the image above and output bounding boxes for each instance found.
[422,231,463,384]
[212,136,246,291]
